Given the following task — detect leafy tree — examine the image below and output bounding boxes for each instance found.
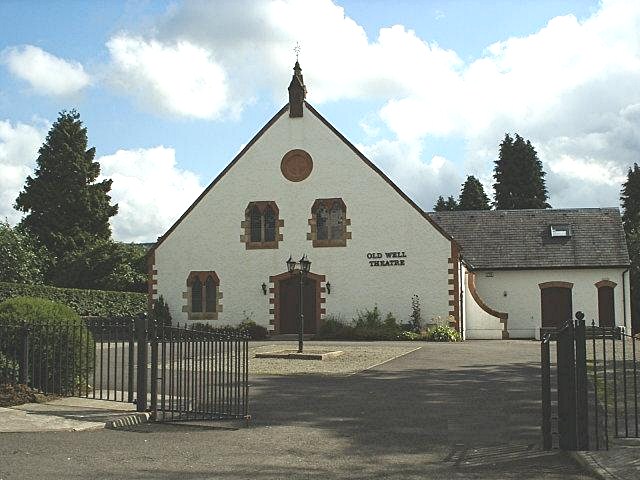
[0,222,49,284]
[14,110,118,269]
[49,240,147,292]
[458,175,491,210]
[493,133,550,210]
[433,195,458,212]
[621,163,640,333]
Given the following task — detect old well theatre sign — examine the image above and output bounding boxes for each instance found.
[367,251,407,267]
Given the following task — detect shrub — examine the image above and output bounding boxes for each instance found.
[427,324,461,342]
[239,321,268,340]
[0,281,146,317]
[0,297,94,393]
[316,309,402,340]
[0,351,19,384]
[190,321,268,340]
[0,222,49,284]
[317,314,353,339]
[409,294,422,332]
[150,295,171,328]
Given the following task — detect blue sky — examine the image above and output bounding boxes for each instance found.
[1,0,638,242]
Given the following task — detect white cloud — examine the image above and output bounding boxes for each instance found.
[106,36,233,119]
[358,139,463,210]
[98,147,203,242]
[0,120,48,224]
[2,45,90,96]
[106,0,640,208]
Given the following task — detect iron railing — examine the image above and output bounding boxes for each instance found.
[0,317,250,423]
[541,318,639,451]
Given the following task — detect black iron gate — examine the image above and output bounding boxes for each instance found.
[541,316,639,450]
[0,316,249,423]
[137,320,250,422]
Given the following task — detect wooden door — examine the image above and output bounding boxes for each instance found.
[541,287,572,328]
[278,276,317,334]
[598,286,615,327]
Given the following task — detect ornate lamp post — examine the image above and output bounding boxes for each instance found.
[287,254,311,353]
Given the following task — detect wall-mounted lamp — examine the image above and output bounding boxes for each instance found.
[326,282,331,294]
[262,282,267,295]
[503,291,507,297]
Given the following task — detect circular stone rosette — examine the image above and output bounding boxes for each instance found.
[281,149,313,182]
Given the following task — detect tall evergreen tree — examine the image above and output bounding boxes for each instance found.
[621,163,640,333]
[493,133,550,210]
[434,195,458,212]
[14,110,118,264]
[458,175,491,210]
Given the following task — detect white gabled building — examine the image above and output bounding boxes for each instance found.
[148,63,461,335]
[430,209,631,339]
[148,63,631,339]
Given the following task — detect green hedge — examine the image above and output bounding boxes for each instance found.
[0,282,146,317]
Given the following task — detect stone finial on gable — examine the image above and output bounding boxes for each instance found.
[288,61,306,118]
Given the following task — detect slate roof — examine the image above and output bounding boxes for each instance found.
[428,208,630,270]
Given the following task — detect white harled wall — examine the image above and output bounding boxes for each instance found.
[473,268,631,339]
[152,104,453,328]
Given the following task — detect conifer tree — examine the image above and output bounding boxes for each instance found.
[621,163,640,332]
[14,110,118,264]
[458,175,491,210]
[493,133,550,210]
[433,195,458,211]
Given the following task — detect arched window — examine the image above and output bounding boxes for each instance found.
[205,276,217,313]
[316,205,329,240]
[264,205,276,242]
[243,201,282,249]
[186,271,221,320]
[191,277,203,312]
[310,198,351,247]
[250,206,262,242]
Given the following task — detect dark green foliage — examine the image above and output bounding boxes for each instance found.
[190,321,267,340]
[434,195,458,211]
[239,320,268,340]
[0,222,49,284]
[426,324,461,342]
[621,164,640,333]
[0,281,146,317]
[458,175,491,211]
[50,240,147,292]
[150,295,171,328]
[0,297,94,393]
[316,308,403,340]
[409,294,422,332]
[493,133,550,210]
[14,110,118,275]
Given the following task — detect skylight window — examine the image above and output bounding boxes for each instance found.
[550,225,572,238]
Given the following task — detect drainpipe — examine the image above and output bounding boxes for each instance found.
[459,256,465,339]
[622,268,629,332]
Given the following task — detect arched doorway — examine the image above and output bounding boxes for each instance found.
[596,280,616,327]
[539,281,573,328]
[270,270,325,334]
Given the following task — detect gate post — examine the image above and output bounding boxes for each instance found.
[541,335,553,450]
[128,317,135,403]
[558,320,578,450]
[135,315,148,412]
[19,324,29,385]
[574,315,589,450]
[149,319,158,419]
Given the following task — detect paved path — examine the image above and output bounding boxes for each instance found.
[0,341,593,479]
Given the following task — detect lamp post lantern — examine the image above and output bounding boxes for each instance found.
[287,254,311,353]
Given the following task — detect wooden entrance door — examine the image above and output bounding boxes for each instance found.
[278,275,318,334]
[541,287,573,328]
[598,286,615,327]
